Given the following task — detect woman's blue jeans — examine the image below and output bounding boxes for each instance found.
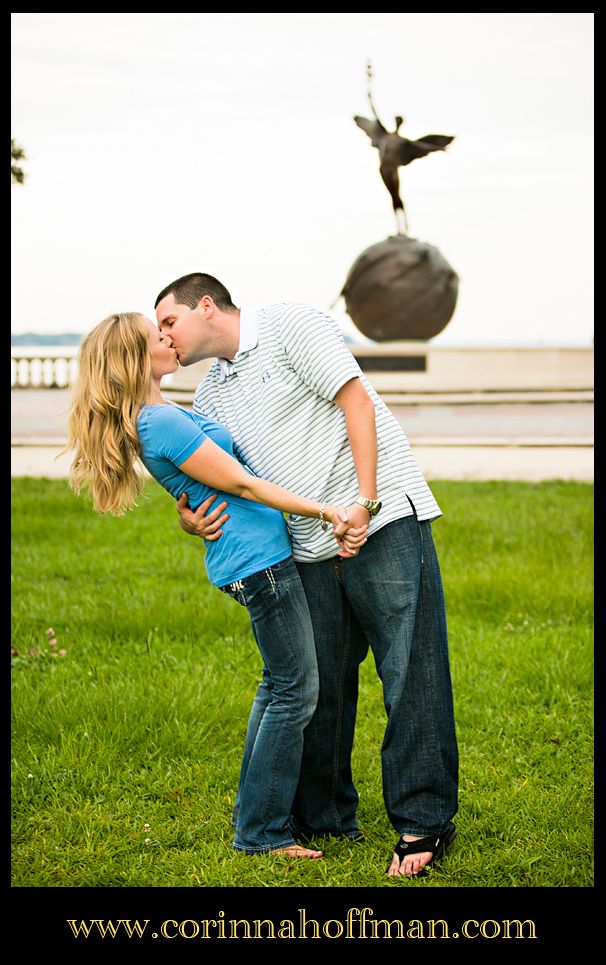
[220,556,319,853]
[291,513,459,839]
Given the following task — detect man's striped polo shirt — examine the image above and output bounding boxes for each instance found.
[192,303,442,562]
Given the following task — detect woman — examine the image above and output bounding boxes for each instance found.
[66,312,367,859]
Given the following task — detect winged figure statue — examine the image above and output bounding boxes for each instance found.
[354,63,454,233]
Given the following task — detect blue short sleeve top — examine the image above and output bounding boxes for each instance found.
[136,403,292,587]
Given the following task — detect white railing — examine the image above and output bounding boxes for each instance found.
[11,353,79,388]
[11,351,177,389]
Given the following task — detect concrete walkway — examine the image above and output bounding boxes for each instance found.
[11,389,594,482]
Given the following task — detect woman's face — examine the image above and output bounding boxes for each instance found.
[145,317,179,380]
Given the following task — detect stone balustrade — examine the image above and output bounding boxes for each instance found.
[11,346,594,395]
[11,353,80,388]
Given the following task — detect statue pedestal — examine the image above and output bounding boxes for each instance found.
[355,352,427,373]
[351,340,427,384]
[349,345,595,401]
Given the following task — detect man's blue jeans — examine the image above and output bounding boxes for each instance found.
[220,556,319,853]
[291,513,459,838]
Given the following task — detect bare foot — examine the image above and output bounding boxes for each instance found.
[270,845,323,859]
[387,835,432,877]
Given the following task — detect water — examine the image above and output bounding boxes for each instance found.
[11,345,80,355]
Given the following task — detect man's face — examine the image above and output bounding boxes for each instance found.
[155,293,208,366]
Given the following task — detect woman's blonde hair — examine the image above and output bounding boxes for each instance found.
[66,312,151,515]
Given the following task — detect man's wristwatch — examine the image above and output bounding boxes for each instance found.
[356,496,382,518]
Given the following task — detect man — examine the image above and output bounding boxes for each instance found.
[155,272,459,876]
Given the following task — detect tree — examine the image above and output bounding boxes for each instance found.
[11,138,27,184]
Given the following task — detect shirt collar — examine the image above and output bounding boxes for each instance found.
[217,307,258,379]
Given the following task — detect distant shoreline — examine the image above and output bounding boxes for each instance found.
[11,333,82,347]
[12,346,80,357]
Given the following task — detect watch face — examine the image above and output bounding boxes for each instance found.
[357,497,381,515]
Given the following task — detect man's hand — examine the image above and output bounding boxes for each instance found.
[333,502,370,558]
[176,492,229,540]
[332,502,370,537]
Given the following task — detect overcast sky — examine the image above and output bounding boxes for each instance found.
[11,12,593,345]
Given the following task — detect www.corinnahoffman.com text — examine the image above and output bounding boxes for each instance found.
[66,908,537,941]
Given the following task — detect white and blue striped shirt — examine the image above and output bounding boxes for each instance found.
[193,303,442,562]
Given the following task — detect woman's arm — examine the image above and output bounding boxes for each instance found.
[178,437,360,535]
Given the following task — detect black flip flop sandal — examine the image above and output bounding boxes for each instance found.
[388,821,457,877]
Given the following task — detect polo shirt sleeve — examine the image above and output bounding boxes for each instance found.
[143,406,208,465]
[277,304,362,402]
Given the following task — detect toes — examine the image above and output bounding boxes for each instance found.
[409,851,432,875]
[388,852,409,877]
[272,846,324,859]
[388,850,433,877]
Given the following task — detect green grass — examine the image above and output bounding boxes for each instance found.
[11,478,593,888]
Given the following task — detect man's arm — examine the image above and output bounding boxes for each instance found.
[332,377,378,536]
[276,305,377,544]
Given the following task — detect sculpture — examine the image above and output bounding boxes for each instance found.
[341,235,459,342]
[342,61,459,342]
[354,62,454,234]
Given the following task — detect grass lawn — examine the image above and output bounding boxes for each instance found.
[11,478,593,891]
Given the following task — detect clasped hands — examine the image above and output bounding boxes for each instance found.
[175,493,369,558]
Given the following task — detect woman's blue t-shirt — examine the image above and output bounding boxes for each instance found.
[137,403,292,587]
